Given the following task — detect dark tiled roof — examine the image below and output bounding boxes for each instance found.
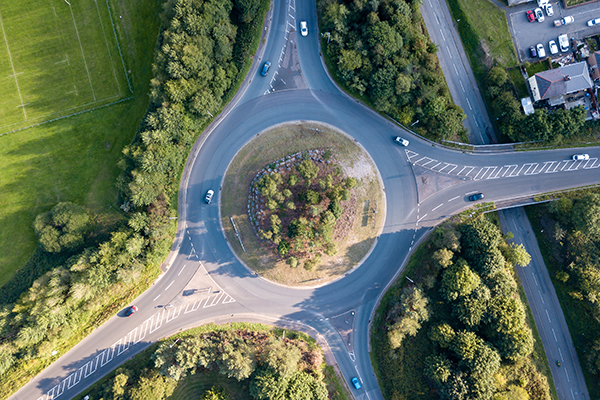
[534,62,592,100]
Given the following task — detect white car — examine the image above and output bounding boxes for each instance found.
[300,21,308,36]
[534,8,544,22]
[549,40,558,55]
[394,136,409,146]
[536,43,546,58]
[587,18,600,27]
[204,189,214,204]
[545,4,554,17]
[572,154,589,161]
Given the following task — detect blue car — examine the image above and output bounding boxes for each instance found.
[351,377,361,390]
[260,61,271,76]
[469,193,484,201]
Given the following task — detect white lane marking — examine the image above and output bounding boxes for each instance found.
[558,347,564,361]
[533,274,539,286]
[441,29,446,41]
[165,280,174,291]
[432,203,443,211]
[545,309,552,323]
[453,63,458,74]
[429,0,433,6]
[178,264,186,276]
[539,291,545,304]
[460,80,465,92]
[466,97,473,110]
[552,328,558,342]
[449,196,460,202]
[349,351,356,362]
[446,45,452,58]
[153,294,161,301]
[565,367,570,382]
[571,388,575,400]
[417,214,428,223]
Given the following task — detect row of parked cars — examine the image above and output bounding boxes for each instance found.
[526,4,553,22]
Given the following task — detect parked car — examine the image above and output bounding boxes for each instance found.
[469,193,484,201]
[125,305,138,317]
[536,43,546,58]
[351,377,362,390]
[587,18,600,27]
[534,8,544,22]
[529,45,537,58]
[260,61,271,76]
[300,21,308,36]
[394,136,409,146]
[558,34,569,52]
[549,40,558,55]
[545,3,554,16]
[204,189,214,204]
[572,154,590,161]
[526,10,536,22]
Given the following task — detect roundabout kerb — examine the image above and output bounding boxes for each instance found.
[219,121,386,287]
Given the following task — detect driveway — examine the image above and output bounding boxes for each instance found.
[508,1,600,61]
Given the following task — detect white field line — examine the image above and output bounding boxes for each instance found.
[69,3,96,101]
[105,0,133,93]
[94,0,121,95]
[0,8,27,120]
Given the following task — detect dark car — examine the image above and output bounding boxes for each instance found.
[529,45,537,58]
[526,10,535,22]
[125,305,138,317]
[351,377,362,390]
[469,193,484,201]
[260,61,271,76]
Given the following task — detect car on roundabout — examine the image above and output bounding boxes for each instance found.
[204,189,214,204]
[300,21,308,36]
[572,154,589,161]
[394,136,409,146]
[351,377,362,390]
[125,305,138,317]
[469,193,484,201]
[260,61,271,76]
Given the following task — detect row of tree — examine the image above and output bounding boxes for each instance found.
[373,216,551,400]
[0,0,268,394]
[88,328,328,400]
[317,0,466,141]
[485,66,586,143]
[541,193,600,388]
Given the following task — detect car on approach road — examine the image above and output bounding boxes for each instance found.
[125,305,138,317]
[549,40,558,55]
[534,8,544,22]
[469,193,485,201]
[300,21,308,36]
[260,61,271,76]
[394,136,409,146]
[572,154,590,161]
[588,18,600,27]
[526,10,535,22]
[204,189,214,204]
[529,45,537,58]
[351,377,362,390]
[536,43,546,58]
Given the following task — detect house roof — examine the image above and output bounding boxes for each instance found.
[529,61,593,101]
[587,51,600,80]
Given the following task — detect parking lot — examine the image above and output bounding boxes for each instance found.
[508,1,600,62]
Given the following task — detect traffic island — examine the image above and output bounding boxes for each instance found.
[220,122,385,286]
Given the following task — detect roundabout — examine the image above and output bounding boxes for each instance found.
[11,0,600,399]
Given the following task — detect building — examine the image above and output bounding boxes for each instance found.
[528,61,593,105]
[587,50,600,81]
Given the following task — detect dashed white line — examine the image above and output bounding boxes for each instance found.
[448,196,460,202]
[417,214,428,223]
[165,280,174,291]
[446,45,452,58]
[432,203,443,211]
[459,80,465,92]
[545,309,552,323]
[178,264,186,276]
[565,367,570,382]
[153,294,161,301]
[466,97,472,110]
[558,347,564,361]
[533,274,539,286]
[441,30,446,41]
[453,63,458,74]
[539,291,545,304]
[552,328,558,342]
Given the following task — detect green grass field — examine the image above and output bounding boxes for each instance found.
[0,0,129,134]
[0,0,160,288]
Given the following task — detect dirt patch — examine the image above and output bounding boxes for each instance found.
[220,122,385,286]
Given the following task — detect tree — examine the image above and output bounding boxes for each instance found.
[486,66,508,87]
[571,194,600,237]
[261,338,302,379]
[286,371,328,400]
[505,243,531,267]
[432,248,454,269]
[129,370,175,400]
[452,284,490,327]
[296,160,319,186]
[201,386,229,400]
[439,260,481,301]
[429,323,455,348]
[433,225,461,251]
[250,368,289,400]
[33,202,90,253]
[425,354,453,386]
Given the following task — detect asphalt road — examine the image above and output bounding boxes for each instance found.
[9,1,600,400]
[509,0,600,61]
[499,208,589,400]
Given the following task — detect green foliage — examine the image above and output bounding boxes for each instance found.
[296,160,319,186]
[424,354,452,385]
[328,201,343,220]
[278,241,291,256]
[571,193,600,237]
[287,257,299,268]
[439,259,481,301]
[201,386,229,400]
[33,202,91,253]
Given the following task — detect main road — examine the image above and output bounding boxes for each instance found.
[9,0,600,399]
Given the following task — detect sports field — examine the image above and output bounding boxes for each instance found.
[0,0,129,134]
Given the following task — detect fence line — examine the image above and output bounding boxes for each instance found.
[105,0,133,93]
